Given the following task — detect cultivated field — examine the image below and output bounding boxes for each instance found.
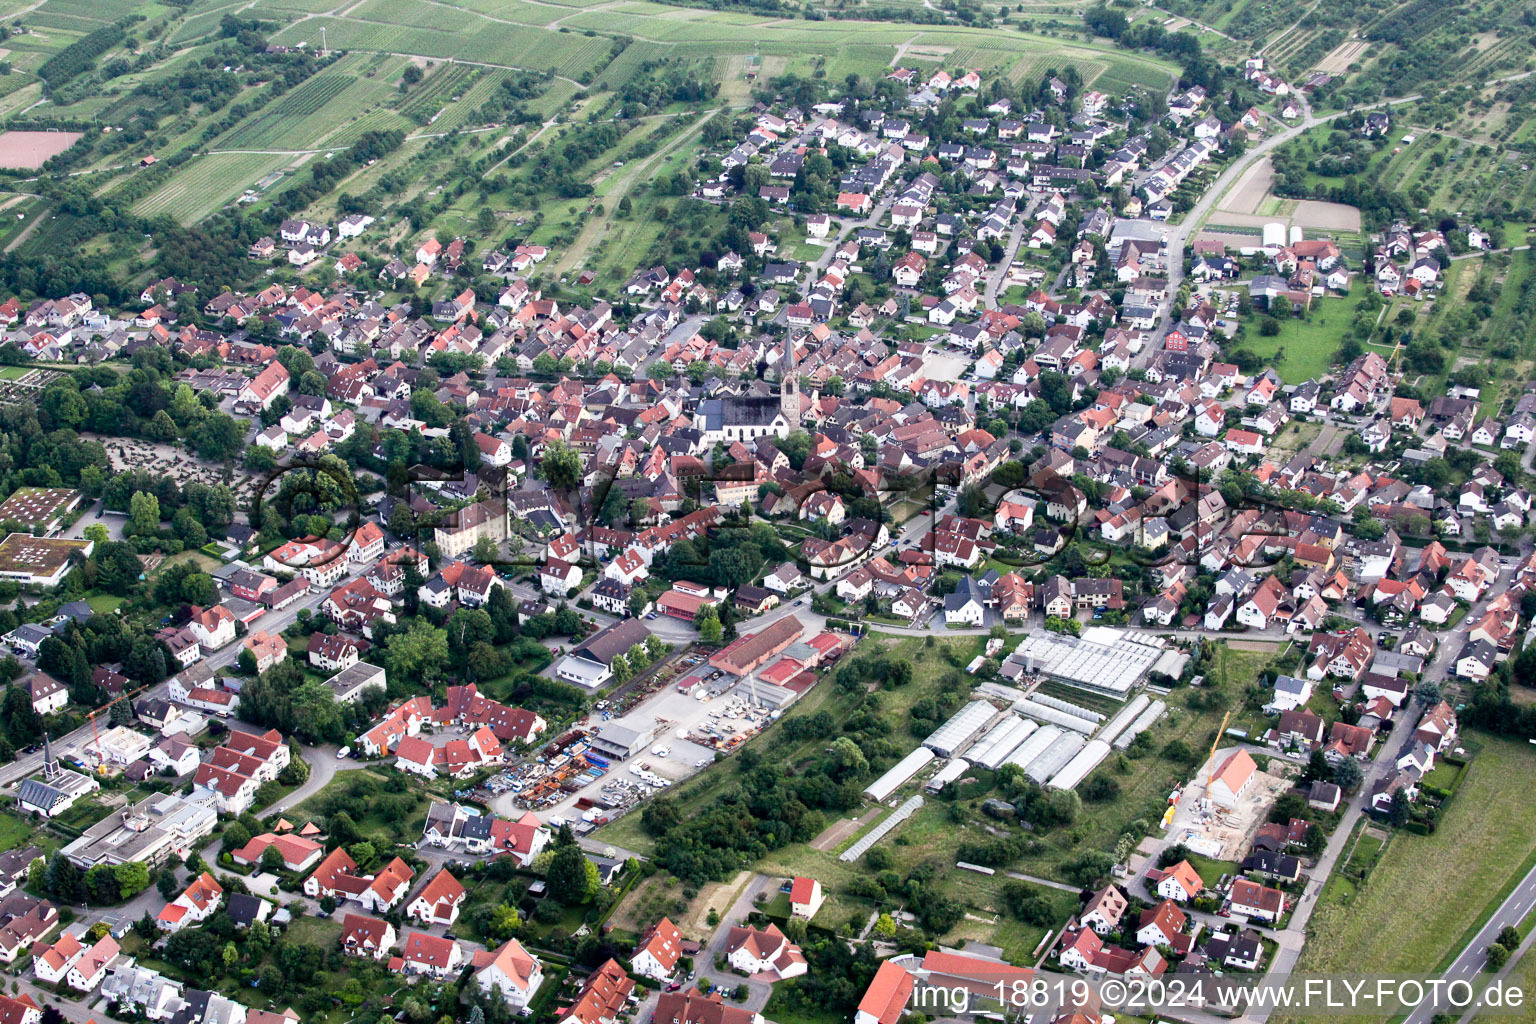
[0,130,80,168]
[1214,157,1362,234]
[1221,156,1275,215]
[1313,38,1369,75]
[133,151,302,225]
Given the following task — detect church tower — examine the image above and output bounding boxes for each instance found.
[780,335,802,425]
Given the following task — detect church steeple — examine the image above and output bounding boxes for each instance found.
[780,336,801,424]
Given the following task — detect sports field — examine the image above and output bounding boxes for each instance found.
[0,130,80,169]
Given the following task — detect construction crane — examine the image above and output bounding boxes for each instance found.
[87,685,149,771]
[1202,709,1232,795]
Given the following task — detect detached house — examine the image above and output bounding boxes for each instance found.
[723,923,806,979]
[157,872,223,933]
[406,869,467,927]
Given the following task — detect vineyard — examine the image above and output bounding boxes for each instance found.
[214,74,355,150]
[397,64,480,124]
[426,67,517,132]
[433,0,570,27]
[1458,34,1530,80]
[133,151,297,224]
[268,16,618,78]
[210,54,411,152]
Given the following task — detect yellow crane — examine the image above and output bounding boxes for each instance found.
[1202,709,1232,794]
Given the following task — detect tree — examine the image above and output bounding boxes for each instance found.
[1387,790,1412,827]
[546,842,599,905]
[221,822,252,853]
[541,440,581,492]
[189,413,245,461]
[1334,757,1364,793]
[381,619,450,687]
[472,535,501,564]
[128,490,161,536]
[44,853,81,903]
[486,904,522,941]
[1414,680,1442,705]
[1303,749,1330,782]
[85,864,120,904]
[261,845,287,873]
[1002,882,1056,924]
[1303,823,1326,856]
[695,605,722,643]
[116,861,150,900]
[447,607,496,659]
[1486,943,1511,970]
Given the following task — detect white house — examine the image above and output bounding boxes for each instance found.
[632,918,684,982]
[28,672,67,715]
[1208,750,1256,808]
[32,932,84,985]
[723,924,806,979]
[157,873,223,933]
[789,877,825,919]
[1155,860,1203,903]
[475,938,545,1008]
[65,934,118,992]
[407,870,468,927]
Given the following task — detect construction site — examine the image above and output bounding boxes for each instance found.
[1166,744,1298,861]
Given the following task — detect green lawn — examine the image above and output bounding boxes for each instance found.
[1283,734,1536,1024]
[85,593,123,613]
[0,811,33,852]
[1235,288,1362,384]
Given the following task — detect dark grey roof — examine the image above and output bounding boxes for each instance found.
[225,892,264,927]
[17,777,66,812]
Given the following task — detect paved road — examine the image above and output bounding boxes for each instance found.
[0,580,333,790]
[1405,858,1536,1024]
[983,199,1038,307]
[690,872,778,1011]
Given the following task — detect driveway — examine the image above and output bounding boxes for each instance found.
[690,872,779,1012]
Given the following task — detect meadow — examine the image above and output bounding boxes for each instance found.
[1283,734,1536,1024]
[1231,282,1365,385]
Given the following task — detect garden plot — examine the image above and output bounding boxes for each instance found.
[1214,156,1361,233]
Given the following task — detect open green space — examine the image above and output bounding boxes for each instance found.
[0,810,34,852]
[1232,282,1369,385]
[1284,734,1536,1024]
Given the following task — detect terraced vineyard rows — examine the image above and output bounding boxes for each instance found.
[428,67,513,132]
[217,73,354,150]
[133,151,295,223]
[269,16,616,77]
[397,63,477,122]
[1462,35,1526,78]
